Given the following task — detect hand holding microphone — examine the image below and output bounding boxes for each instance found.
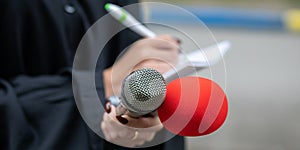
[101,35,179,147]
[101,102,162,147]
[101,36,228,147]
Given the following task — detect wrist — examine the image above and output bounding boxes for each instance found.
[103,68,114,98]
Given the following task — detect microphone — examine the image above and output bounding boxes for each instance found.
[110,68,166,117]
[157,77,228,136]
[108,68,228,137]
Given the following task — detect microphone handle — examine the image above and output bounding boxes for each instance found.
[107,95,155,118]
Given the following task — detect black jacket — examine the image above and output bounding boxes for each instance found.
[0,0,184,149]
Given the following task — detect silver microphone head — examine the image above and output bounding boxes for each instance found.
[121,68,166,115]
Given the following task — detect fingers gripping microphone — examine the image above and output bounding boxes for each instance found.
[113,68,166,117]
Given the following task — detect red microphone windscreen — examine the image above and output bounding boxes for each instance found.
[158,77,228,136]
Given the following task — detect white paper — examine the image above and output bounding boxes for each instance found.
[163,40,231,83]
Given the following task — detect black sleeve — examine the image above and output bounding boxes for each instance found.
[0,0,141,150]
[0,73,92,150]
[0,0,184,149]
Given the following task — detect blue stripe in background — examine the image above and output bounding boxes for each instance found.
[149,6,284,30]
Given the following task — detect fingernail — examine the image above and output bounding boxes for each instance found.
[172,37,181,44]
[116,116,128,124]
[105,100,111,113]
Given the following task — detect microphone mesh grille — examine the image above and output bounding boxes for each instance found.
[122,68,166,114]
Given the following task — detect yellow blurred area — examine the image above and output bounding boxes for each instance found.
[284,9,300,32]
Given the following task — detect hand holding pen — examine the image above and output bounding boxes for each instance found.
[105,3,230,83]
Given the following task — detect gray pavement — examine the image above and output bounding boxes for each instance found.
[150,25,300,150]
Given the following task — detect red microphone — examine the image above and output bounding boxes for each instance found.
[158,77,228,136]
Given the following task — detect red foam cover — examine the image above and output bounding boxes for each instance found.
[158,77,228,136]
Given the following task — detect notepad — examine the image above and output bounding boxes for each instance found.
[163,40,231,83]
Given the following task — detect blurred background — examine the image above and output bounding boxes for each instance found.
[142,0,300,150]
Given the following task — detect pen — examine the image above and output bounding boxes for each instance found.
[104,3,156,38]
